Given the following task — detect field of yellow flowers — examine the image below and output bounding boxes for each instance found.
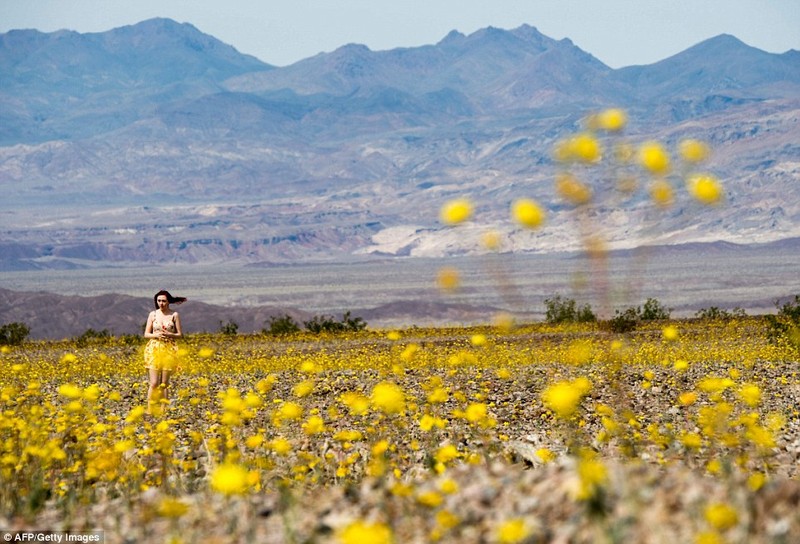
[1,317,799,544]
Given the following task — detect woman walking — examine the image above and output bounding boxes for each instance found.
[144,290,185,413]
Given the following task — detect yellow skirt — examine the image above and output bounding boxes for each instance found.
[144,339,179,371]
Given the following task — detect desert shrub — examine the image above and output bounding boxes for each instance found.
[640,297,671,320]
[544,295,596,324]
[304,311,367,334]
[608,307,640,333]
[0,322,30,346]
[264,315,301,336]
[75,328,112,348]
[766,295,800,350]
[218,320,239,336]
[603,298,671,333]
[695,306,747,320]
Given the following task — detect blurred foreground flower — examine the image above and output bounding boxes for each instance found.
[679,138,710,163]
[370,382,406,415]
[210,463,249,495]
[687,174,723,205]
[595,108,627,132]
[339,520,393,544]
[511,198,545,229]
[639,142,671,175]
[542,377,592,419]
[437,267,461,292]
[496,518,531,544]
[440,198,473,225]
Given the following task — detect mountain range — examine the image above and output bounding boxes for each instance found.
[1,18,799,269]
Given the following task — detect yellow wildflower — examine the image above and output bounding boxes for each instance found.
[662,325,679,341]
[650,179,674,207]
[555,173,592,205]
[687,174,723,205]
[639,141,671,174]
[679,138,710,163]
[704,502,739,531]
[511,198,545,229]
[440,198,473,225]
[302,415,325,435]
[496,518,530,544]
[339,520,393,544]
[596,108,627,132]
[437,267,461,292]
[542,378,591,419]
[738,383,761,407]
[210,463,249,495]
[370,382,406,415]
[157,497,189,518]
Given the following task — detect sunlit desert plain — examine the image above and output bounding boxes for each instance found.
[2,314,799,543]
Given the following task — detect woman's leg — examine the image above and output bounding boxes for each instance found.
[147,368,162,411]
[160,370,172,402]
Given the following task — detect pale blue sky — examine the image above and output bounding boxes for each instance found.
[1,0,798,68]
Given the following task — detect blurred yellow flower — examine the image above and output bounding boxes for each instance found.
[210,463,249,495]
[662,325,679,341]
[596,108,627,132]
[440,198,473,225]
[339,520,393,544]
[687,174,723,205]
[157,497,189,518]
[437,267,461,292]
[198,347,215,358]
[650,179,674,208]
[542,378,592,419]
[555,133,602,163]
[679,138,710,163]
[496,518,530,544]
[293,380,315,398]
[470,334,488,347]
[555,173,592,205]
[464,402,488,424]
[302,415,325,435]
[278,401,303,421]
[268,437,292,455]
[511,198,545,229]
[58,384,82,399]
[434,444,459,464]
[536,448,556,463]
[370,382,406,415]
[416,490,443,508]
[481,230,503,250]
[738,383,762,407]
[639,142,671,174]
[704,502,739,531]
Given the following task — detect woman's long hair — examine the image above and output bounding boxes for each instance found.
[154,290,188,309]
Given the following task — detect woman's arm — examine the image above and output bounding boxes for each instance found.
[172,313,183,338]
[143,311,156,338]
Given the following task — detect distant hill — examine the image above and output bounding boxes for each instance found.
[0,19,798,269]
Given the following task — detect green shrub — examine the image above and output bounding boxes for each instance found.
[0,322,30,346]
[640,298,671,320]
[544,295,596,324]
[264,315,301,336]
[75,328,111,348]
[304,311,367,334]
[695,306,746,320]
[608,307,640,333]
[604,298,671,333]
[766,295,800,350]
[218,320,239,336]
